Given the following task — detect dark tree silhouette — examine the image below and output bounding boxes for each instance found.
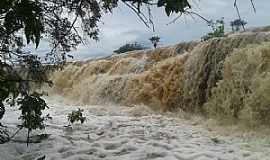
[114,42,148,54]
[149,36,161,48]
[230,19,247,32]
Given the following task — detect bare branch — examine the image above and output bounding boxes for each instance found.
[185,11,210,23]
[250,0,256,13]
[167,10,210,26]
[122,1,154,31]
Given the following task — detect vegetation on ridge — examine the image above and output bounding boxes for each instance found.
[201,18,225,41]
[114,42,149,54]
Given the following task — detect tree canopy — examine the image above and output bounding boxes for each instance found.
[230,19,247,32]
[149,36,160,48]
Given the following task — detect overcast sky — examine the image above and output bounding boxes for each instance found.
[30,0,270,60]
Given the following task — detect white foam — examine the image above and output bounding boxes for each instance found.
[0,96,269,160]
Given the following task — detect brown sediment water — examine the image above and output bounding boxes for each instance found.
[50,31,270,126]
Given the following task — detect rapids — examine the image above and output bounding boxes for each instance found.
[50,31,270,126]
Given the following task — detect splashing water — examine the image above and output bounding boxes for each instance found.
[50,42,195,111]
[50,32,270,124]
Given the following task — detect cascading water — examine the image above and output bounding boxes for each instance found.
[50,31,270,126]
[50,42,196,111]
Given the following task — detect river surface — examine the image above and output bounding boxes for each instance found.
[0,96,270,160]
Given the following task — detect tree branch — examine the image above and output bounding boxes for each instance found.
[122,1,154,31]
[250,0,256,13]
[167,10,210,26]
[234,0,246,31]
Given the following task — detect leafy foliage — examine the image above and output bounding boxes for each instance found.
[157,0,191,16]
[18,92,50,146]
[67,108,86,124]
[201,18,225,41]
[114,42,148,54]
[149,36,161,48]
[0,125,9,143]
[123,0,191,16]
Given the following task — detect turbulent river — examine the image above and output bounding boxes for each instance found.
[1,31,270,160]
[1,96,270,160]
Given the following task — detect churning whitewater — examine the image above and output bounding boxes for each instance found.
[51,31,270,125]
[1,96,270,160]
